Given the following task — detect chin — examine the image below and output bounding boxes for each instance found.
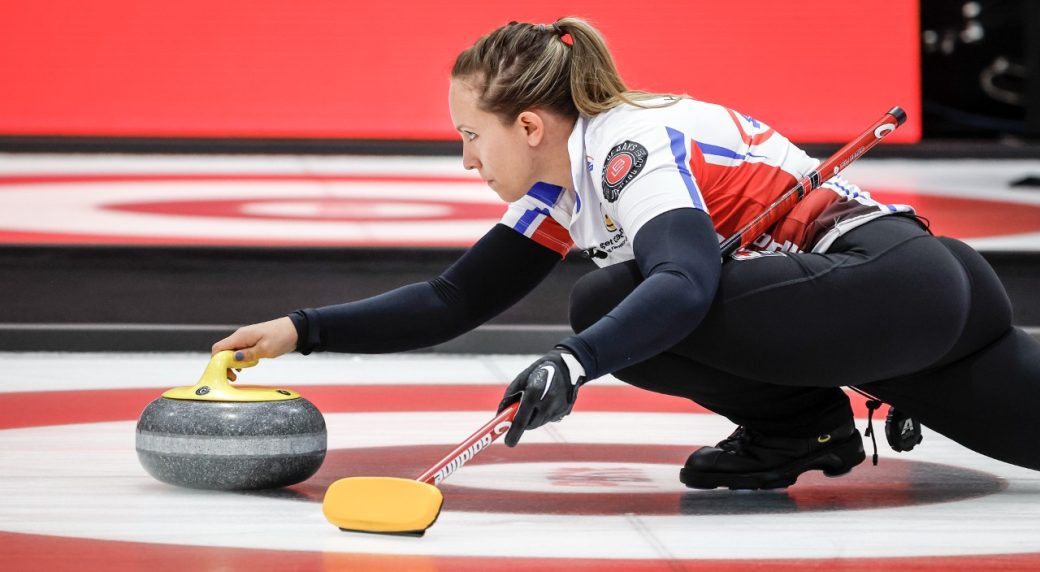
[505,190,529,203]
[491,185,521,203]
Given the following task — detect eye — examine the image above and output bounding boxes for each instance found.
[462,130,477,142]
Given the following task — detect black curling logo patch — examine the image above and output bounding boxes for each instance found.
[601,140,648,202]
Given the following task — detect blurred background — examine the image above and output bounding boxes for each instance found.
[0,0,1037,352]
[1,0,1037,148]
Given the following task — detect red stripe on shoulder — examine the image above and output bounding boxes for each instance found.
[726,108,775,146]
[530,216,573,257]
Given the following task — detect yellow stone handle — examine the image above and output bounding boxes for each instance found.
[162,350,300,402]
[210,349,260,377]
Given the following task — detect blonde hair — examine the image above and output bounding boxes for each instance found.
[452,17,677,121]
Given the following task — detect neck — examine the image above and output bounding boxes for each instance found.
[534,116,577,190]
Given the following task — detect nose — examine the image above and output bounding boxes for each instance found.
[461,145,481,171]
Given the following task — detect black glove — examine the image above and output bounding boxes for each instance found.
[497,348,587,447]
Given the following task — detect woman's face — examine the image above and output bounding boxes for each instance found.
[448,78,537,203]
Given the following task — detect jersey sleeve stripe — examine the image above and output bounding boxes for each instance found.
[666,127,707,210]
[510,207,573,256]
[513,207,548,235]
[530,215,573,257]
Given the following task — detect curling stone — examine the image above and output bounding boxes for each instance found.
[136,351,326,490]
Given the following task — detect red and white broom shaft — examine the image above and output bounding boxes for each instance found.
[416,402,519,485]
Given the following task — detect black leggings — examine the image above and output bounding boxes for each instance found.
[570,216,1040,470]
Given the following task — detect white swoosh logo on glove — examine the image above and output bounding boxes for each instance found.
[538,365,556,400]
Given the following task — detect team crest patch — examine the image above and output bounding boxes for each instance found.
[601,141,648,202]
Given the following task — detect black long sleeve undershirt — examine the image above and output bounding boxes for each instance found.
[289,208,721,382]
[289,224,561,354]
[558,208,721,378]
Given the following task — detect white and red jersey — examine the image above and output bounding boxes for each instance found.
[499,97,913,265]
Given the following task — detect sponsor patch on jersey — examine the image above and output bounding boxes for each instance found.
[601,141,647,202]
[603,214,618,232]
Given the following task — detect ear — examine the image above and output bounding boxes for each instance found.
[516,111,545,146]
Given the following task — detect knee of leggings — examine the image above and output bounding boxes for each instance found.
[568,262,642,334]
[568,273,608,334]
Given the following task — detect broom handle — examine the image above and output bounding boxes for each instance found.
[416,402,519,485]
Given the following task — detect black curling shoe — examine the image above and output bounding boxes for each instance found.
[680,421,866,490]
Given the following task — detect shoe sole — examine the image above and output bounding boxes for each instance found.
[679,433,866,491]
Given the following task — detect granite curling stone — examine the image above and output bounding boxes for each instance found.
[136,351,327,490]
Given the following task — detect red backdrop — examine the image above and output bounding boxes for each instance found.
[0,0,920,143]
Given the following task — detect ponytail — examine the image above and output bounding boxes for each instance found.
[452,17,677,121]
